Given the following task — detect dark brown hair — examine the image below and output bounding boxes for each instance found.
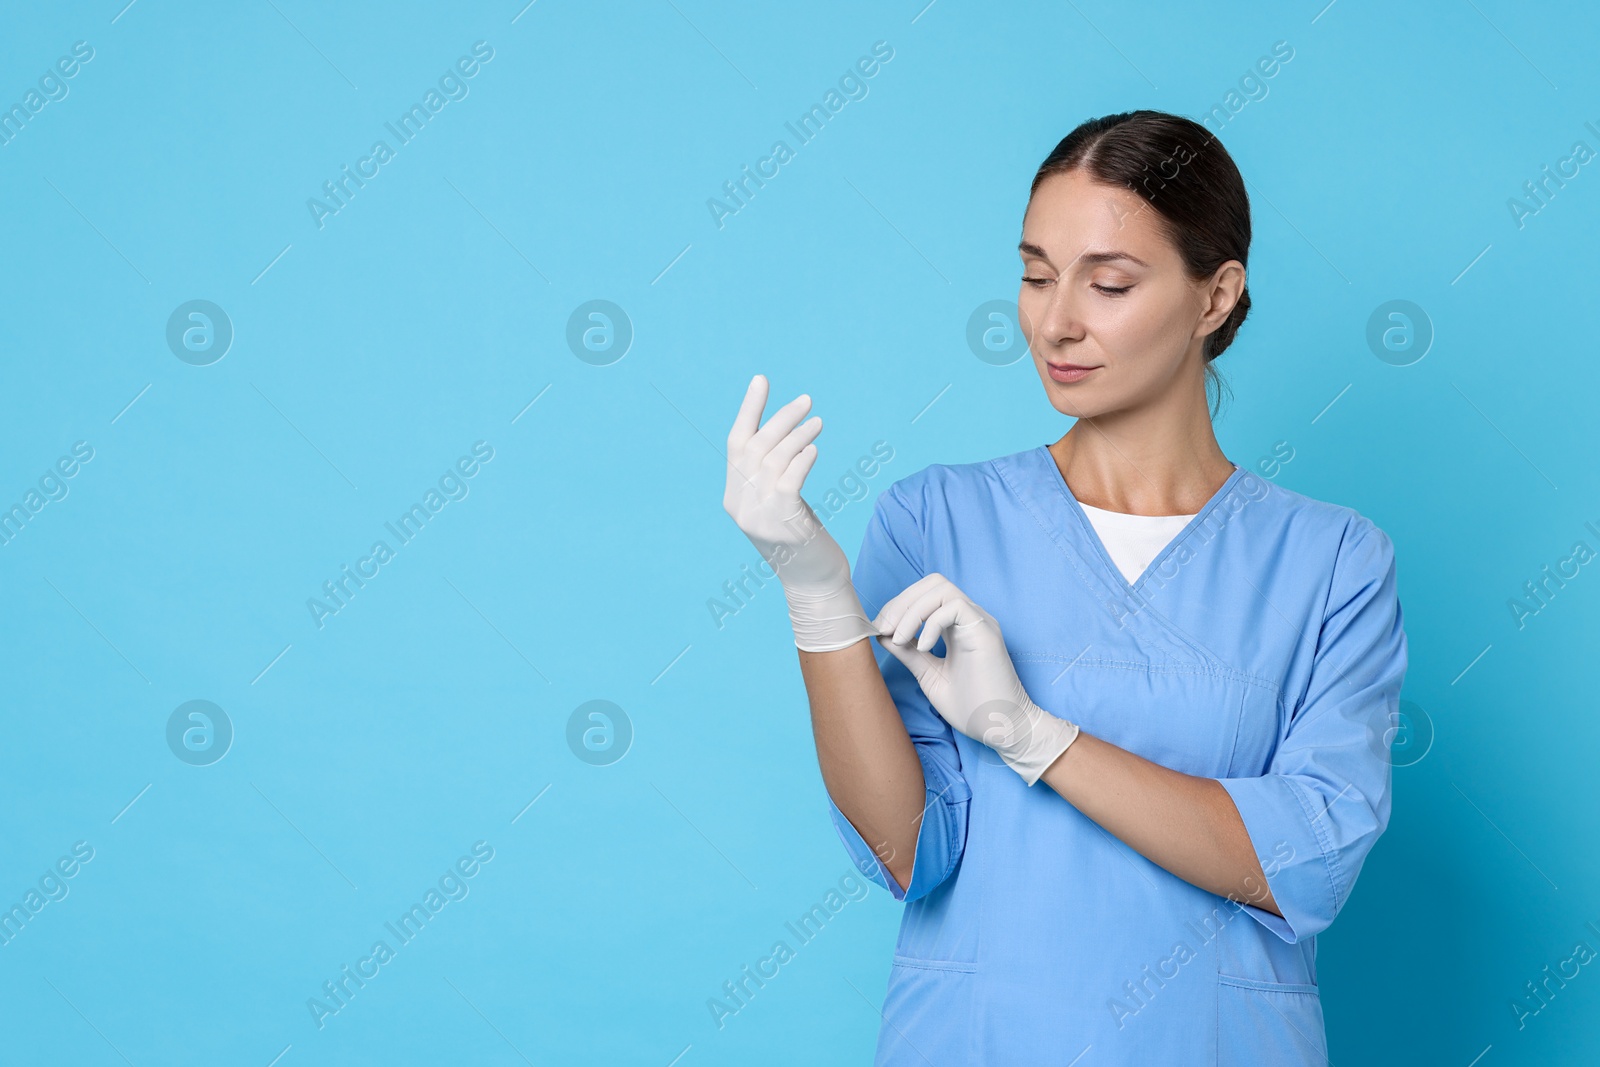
[1028,110,1251,411]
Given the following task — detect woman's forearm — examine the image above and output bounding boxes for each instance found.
[799,640,927,893]
[1037,731,1282,916]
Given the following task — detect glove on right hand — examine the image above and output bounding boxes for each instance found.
[722,374,881,652]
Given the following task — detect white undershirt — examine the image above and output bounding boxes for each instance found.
[1077,501,1197,585]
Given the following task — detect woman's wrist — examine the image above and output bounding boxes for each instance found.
[999,702,1082,786]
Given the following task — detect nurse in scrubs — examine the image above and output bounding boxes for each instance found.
[722,109,1407,1065]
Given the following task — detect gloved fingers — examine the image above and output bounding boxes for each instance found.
[871,572,956,637]
[914,597,983,653]
[724,376,773,512]
[723,379,819,536]
[765,414,822,482]
[725,373,771,454]
[776,440,820,496]
[885,582,962,649]
[744,391,814,469]
[726,387,810,493]
[875,582,938,646]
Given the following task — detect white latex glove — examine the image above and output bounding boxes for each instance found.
[874,573,1080,785]
[722,374,882,652]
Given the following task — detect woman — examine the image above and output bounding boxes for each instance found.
[722,110,1407,1064]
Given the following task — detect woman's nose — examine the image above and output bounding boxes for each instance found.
[1033,288,1083,345]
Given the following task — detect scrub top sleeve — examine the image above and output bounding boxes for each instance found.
[1217,519,1408,944]
[825,484,972,904]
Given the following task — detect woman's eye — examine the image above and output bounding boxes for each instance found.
[1021,276,1053,287]
[1092,283,1132,296]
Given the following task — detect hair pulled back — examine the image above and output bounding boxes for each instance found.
[1029,111,1252,408]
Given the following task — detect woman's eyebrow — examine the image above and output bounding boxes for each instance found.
[1018,241,1149,269]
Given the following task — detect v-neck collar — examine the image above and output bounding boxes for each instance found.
[1034,444,1244,596]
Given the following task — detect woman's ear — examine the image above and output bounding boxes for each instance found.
[1203,261,1247,329]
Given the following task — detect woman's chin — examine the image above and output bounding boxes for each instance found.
[1041,383,1110,419]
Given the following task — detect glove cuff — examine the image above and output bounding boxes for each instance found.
[784,576,881,653]
[1002,705,1082,786]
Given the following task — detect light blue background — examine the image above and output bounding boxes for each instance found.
[1,1,1596,1063]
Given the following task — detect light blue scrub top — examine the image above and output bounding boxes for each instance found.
[825,445,1408,1065]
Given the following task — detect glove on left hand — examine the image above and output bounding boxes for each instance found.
[873,573,1080,786]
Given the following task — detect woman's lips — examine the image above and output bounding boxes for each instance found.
[1046,362,1100,383]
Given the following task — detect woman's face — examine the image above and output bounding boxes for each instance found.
[1017,168,1238,420]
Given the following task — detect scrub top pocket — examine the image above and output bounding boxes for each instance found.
[875,961,977,1066]
[1215,976,1327,1065]
[890,865,982,967]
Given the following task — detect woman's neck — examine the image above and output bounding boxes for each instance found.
[1049,415,1233,516]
